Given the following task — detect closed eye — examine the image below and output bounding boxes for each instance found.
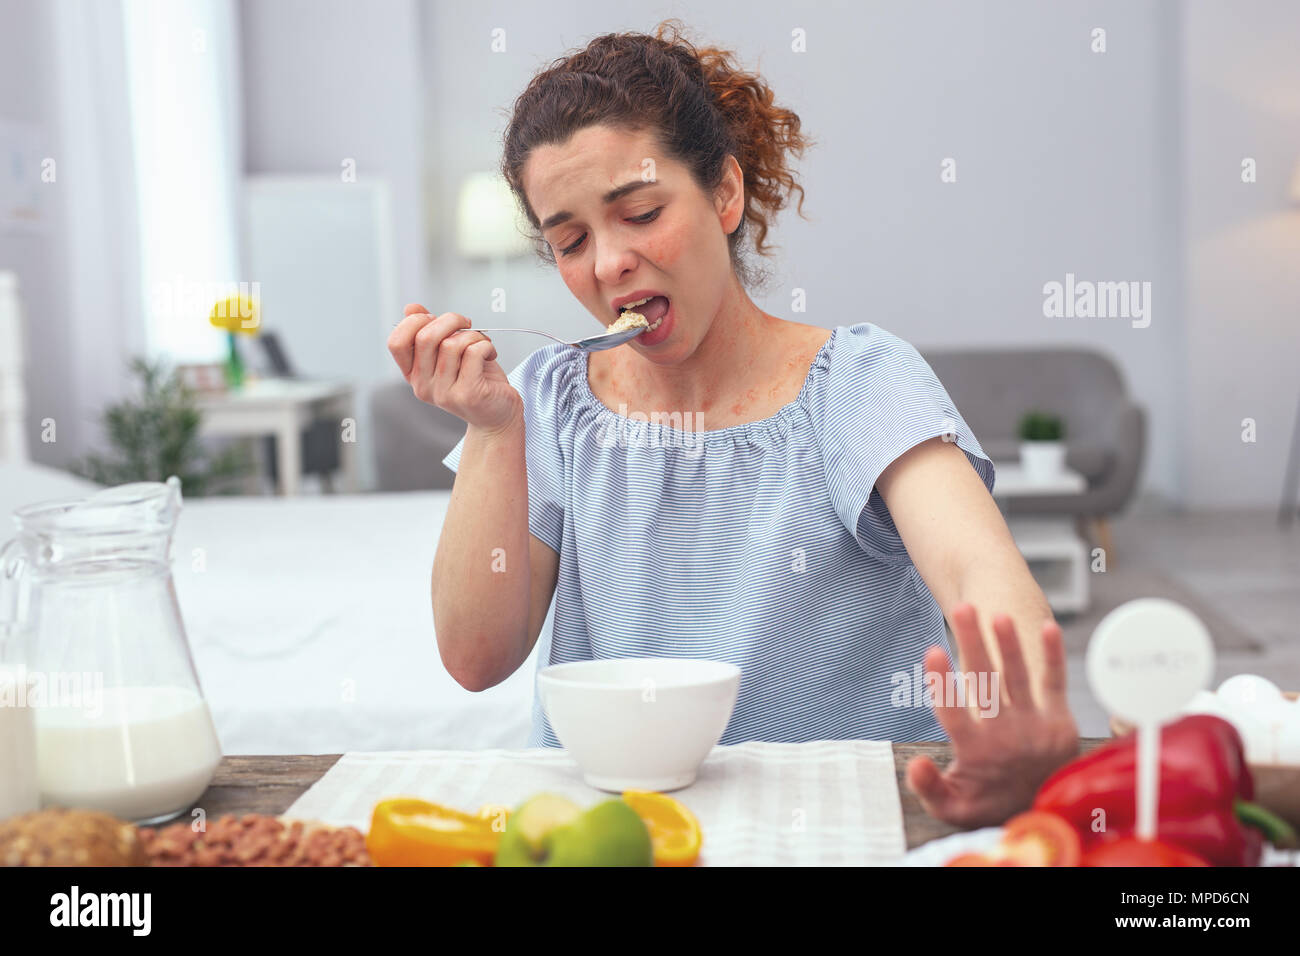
[559,207,662,257]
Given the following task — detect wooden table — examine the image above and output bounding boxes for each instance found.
[193,739,1109,853]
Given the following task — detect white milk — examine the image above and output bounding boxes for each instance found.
[0,667,39,820]
[35,685,222,823]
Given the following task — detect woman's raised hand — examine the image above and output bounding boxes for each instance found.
[904,603,1079,828]
[387,304,522,434]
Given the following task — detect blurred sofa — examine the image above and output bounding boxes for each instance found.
[920,346,1146,521]
[370,378,463,491]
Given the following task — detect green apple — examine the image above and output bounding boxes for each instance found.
[494,792,653,867]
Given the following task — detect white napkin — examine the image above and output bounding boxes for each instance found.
[284,739,906,866]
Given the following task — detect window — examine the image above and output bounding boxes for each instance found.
[122,0,242,364]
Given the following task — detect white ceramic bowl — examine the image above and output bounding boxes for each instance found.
[537,657,741,792]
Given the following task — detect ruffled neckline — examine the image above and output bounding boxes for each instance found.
[565,325,842,447]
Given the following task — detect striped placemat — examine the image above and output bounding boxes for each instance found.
[284,739,906,865]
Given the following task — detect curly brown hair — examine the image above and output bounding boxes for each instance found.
[500,19,813,290]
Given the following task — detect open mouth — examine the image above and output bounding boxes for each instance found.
[617,295,670,333]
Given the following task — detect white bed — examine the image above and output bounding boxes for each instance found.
[0,462,542,755]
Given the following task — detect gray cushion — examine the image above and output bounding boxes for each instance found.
[1065,443,1114,482]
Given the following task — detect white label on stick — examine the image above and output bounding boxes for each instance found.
[1086,598,1214,724]
[1086,598,1216,841]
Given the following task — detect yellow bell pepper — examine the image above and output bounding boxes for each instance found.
[366,798,501,867]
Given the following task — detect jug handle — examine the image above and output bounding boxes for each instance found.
[0,538,27,646]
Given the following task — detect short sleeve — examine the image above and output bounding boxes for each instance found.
[441,345,569,553]
[809,323,995,565]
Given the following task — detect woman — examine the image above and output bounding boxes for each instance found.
[388,21,1077,827]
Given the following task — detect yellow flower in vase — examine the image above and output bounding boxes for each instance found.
[209,294,261,388]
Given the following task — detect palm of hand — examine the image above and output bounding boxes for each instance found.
[905,603,1079,829]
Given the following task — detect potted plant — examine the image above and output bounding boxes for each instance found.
[72,356,255,495]
[1018,411,1066,480]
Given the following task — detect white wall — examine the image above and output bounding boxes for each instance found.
[1183,0,1300,510]
[11,0,1299,509]
[0,0,72,468]
[239,0,425,490]
[0,0,145,476]
[421,0,1187,506]
[240,0,424,306]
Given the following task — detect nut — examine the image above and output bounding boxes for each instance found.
[137,813,372,866]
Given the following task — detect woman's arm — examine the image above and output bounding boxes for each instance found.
[432,416,533,690]
[875,435,1079,826]
[875,435,1052,692]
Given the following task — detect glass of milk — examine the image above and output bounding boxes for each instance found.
[1,476,222,824]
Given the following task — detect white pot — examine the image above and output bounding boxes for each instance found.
[1020,440,1066,480]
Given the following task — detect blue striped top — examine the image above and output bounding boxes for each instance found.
[442,322,995,747]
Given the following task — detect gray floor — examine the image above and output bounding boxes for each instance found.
[1060,509,1300,736]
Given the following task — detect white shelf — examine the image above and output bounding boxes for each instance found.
[991,462,1086,498]
[1006,516,1090,614]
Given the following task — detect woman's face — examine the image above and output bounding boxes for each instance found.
[521,124,745,366]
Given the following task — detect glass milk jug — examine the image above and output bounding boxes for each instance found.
[0,616,38,820]
[0,476,221,824]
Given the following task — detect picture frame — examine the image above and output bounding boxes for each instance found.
[177,362,228,395]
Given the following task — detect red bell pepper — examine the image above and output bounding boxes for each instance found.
[1032,714,1262,867]
[1083,836,1210,867]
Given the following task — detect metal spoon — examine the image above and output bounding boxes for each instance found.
[447,325,644,352]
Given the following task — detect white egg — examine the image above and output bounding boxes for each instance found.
[1217,674,1285,712]
[1273,719,1300,766]
[1182,689,1225,716]
[1239,722,1272,763]
[1205,708,1270,763]
[1178,677,1296,764]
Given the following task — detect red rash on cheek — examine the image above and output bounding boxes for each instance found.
[642,223,686,266]
[638,237,669,263]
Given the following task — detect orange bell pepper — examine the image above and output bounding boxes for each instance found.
[366,798,501,867]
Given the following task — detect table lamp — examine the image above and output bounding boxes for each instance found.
[1279,158,1300,527]
[454,171,532,273]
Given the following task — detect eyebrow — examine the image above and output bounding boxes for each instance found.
[539,180,659,232]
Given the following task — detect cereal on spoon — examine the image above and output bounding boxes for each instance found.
[606,310,650,336]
